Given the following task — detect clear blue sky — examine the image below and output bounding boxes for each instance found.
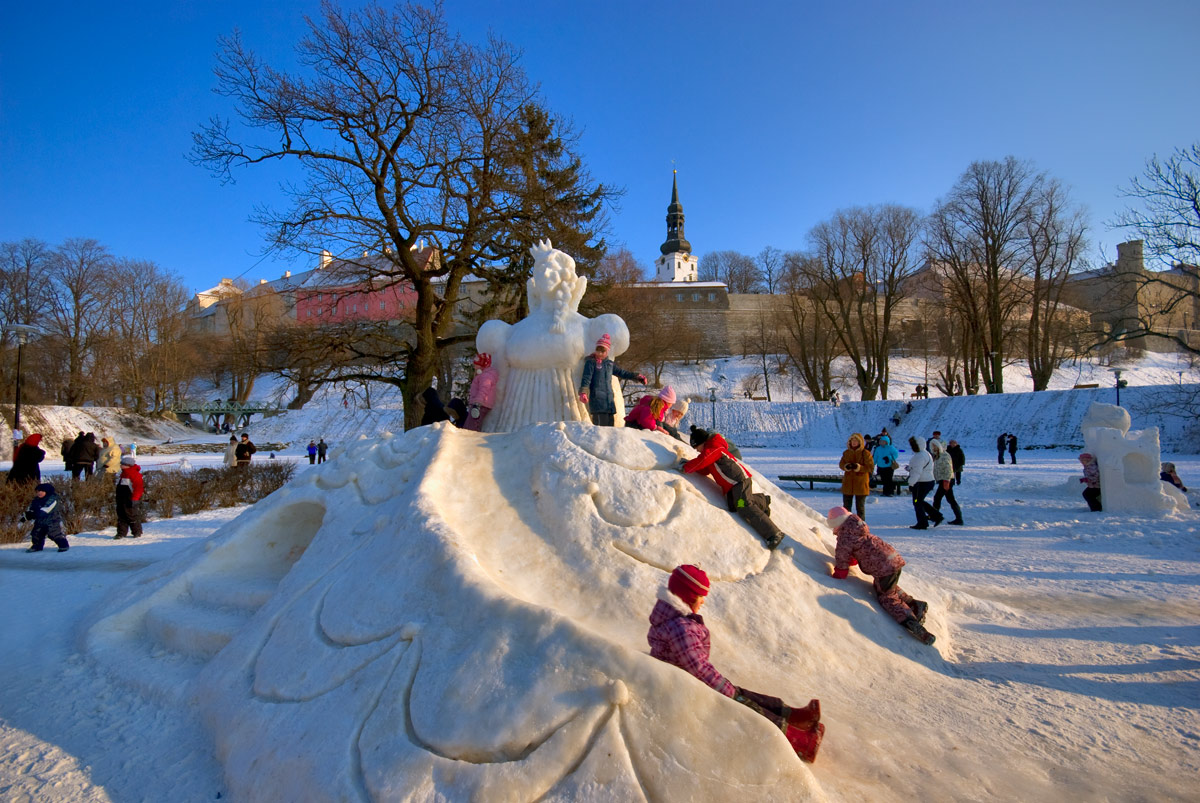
[3,0,1198,294]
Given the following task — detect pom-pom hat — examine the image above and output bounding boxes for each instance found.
[595,333,611,351]
[668,564,710,606]
[473,353,492,370]
[657,385,676,405]
[826,506,851,529]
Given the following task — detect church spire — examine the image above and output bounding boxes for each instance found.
[660,170,692,256]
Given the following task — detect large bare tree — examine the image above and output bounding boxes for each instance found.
[47,238,112,405]
[699,250,763,293]
[799,204,923,399]
[192,2,609,428]
[779,253,840,400]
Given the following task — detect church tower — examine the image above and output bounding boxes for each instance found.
[654,172,699,282]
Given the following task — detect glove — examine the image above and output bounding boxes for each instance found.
[831,566,849,580]
[637,374,648,384]
[845,463,859,472]
[676,457,688,472]
[578,392,588,404]
[849,557,858,567]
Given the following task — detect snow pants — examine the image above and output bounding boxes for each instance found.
[1083,487,1102,512]
[733,687,791,732]
[463,405,491,432]
[116,499,143,538]
[872,570,917,624]
[30,524,69,551]
[589,412,615,427]
[726,478,784,547]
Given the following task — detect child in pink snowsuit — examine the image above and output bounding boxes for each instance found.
[647,565,824,763]
[826,507,935,645]
[464,353,498,431]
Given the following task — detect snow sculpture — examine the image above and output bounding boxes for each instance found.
[1080,402,1177,513]
[476,239,630,431]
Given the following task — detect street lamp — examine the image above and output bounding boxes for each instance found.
[3,323,40,457]
[708,386,718,429]
[1111,367,1123,407]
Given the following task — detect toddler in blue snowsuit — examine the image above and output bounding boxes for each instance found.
[23,482,70,552]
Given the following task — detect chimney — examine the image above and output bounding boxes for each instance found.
[284,270,291,279]
[319,249,332,269]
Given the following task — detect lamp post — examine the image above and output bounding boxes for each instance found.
[708,386,718,429]
[1111,367,1123,407]
[1179,370,1185,387]
[4,323,39,457]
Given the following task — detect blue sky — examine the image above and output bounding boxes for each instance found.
[3,1,1198,294]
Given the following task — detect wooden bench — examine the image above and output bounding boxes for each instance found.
[1072,383,1099,389]
[778,473,910,491]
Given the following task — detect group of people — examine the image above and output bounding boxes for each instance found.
[840,428,966,529]
[8,430,146,551]
[222,433,258,467]
[305,439,329,464]
[996,433,1019,464]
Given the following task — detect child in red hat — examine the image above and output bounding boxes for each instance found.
[826,507,934,644]
[647,565,824,763]
[578,333,646,426]
[464,352,499,431]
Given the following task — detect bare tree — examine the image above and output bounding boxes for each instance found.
[1104,143,1200,354]
[47,238,112,405]
[192,2,610,428]
[0,239,55,400]
[699,250,763,293]
[926,157,1042,393]
[800,204,923,399]
[756,246,784,294]
[779,254,839,400]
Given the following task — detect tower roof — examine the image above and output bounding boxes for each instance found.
[660,171,692,256]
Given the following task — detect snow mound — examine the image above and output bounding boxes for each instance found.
[81,423,948,801]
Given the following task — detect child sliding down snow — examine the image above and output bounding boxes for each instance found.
[22,482,69,553]
[826,507,935,645]
[679,426,785,549]
[647,565,824,763]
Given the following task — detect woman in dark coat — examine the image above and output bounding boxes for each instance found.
[7,433,45,485]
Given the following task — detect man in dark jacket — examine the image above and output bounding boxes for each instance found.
[1007,433,1018,465]
[947,440,966,485]
[61,434,77,473]
[997,433,1007,465]
[235,433,257,466]
[317,439,328,463]
[68,432,100,479]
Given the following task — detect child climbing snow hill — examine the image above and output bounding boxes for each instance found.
[625,386,676,433]
[679,426,785,549]
[826,507,934,645]
[647,565,824,763]
[22,482,69,553]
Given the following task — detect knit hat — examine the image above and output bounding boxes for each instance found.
[121,455,136,465]
[26,433,41,446]
[657,385,676,405]
[826,506,852,529]
[689,425,710,448]
[668,565,710,606]
[35,482,55,496]
[1079,452,1094,461]
[672,399,689,415]
[473,353,492,370]
[1162,461,1176,472]
[595,333,611,351]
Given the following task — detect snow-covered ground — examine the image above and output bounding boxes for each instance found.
[1,425,1197,801]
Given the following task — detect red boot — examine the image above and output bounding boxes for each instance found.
[787,699,821,730]
[786,722,825,763]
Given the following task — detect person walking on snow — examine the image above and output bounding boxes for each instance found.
[906,436,942,529]
[222,435,238,468]
[464,353,499,431]
[679,426,785,549]
[306,440,318,464]
[625,386,676,433]
[872,434,900,497]
[578,333,646,426]
[647,565,824,762]
[1007,433,1018,464]
[930,440,964,525]
[22,482,69,552]
[1079,453,1102,512]
[235,433,257,466]
[7,433,45,485]
[996,433,1007,465]
[114,455,144,539]
[947,439,965,485]
[826,507,934,644]
[838,433,874,520]
[317,439,328,464]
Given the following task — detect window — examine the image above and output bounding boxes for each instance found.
[676,293,684,302]
[351,304,357,314]
[692,293,700,302]
[380,300,386,310]
[708,293,716,302]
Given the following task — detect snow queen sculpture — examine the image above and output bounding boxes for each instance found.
[477,240,630,432]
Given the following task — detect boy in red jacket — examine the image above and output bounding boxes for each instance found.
[115,454,145,539]
[826,507,934,644]
[647,565,824,762]
[679,426,784,549]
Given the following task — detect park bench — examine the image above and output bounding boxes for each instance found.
[778,473,910,491]
[1072,383,1099,389]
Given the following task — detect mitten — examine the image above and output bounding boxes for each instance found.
[578,392,588,404]
[637,374,648,384]
[831,566,849,579]
[849,557,858,566]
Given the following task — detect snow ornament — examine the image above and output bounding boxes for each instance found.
[76,422,890,800]
[1080,401,1179,513]
[475,239,630,432]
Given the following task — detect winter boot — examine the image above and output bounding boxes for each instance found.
[948,518,964,525]
[787,699,821,730]
[903,617,936,645]
[786,722,825,764]
[908,600,929,624]
[25,546,42,553]
[765,532,784,550]
[57,545,69,552]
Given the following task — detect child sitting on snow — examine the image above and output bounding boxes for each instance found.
[22,482,69,553]
[625,386,676,433]
[679,426,785,550]
[647,565,824,763]
[1079,453,1102,512]
[464,353,499,432]
[826,507,935,645]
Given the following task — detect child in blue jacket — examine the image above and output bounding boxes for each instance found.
[23,482,70,552]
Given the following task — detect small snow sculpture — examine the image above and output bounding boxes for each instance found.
[476,240,630,431]
[1080,402,1177,513]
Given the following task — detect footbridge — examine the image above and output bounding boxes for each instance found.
[171,400,282,430]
